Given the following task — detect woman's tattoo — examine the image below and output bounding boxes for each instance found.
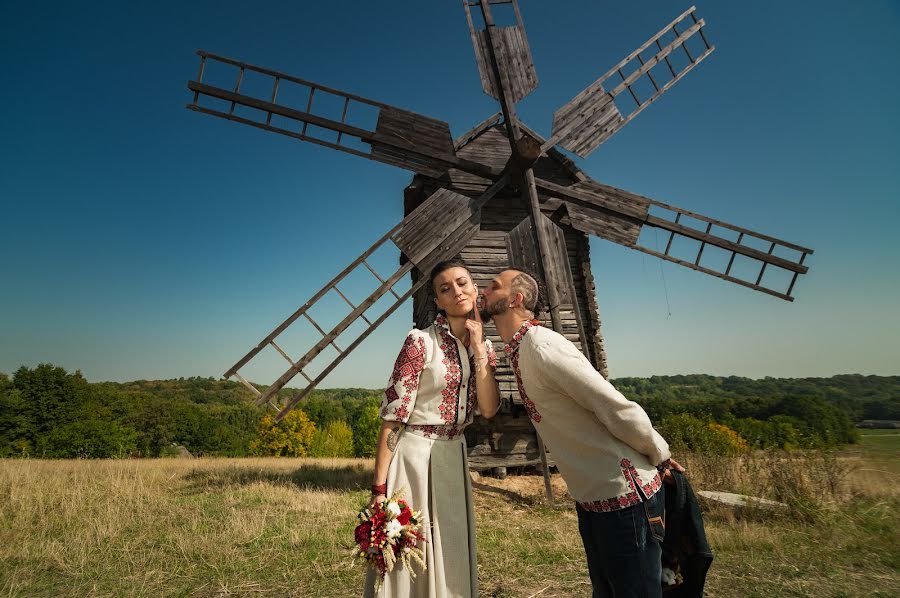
[387,425,401,451]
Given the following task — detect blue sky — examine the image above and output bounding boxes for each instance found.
[1,1,898,387]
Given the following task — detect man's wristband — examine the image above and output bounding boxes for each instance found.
[371,482,387,495]
[656,459,671,472]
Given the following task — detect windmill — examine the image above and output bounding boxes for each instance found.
[186,1,813,498]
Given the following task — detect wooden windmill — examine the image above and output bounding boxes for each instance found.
[186,2,813,489]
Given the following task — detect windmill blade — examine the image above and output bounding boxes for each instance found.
[224,177,508,419]
[463,0,538,104]
[187,51,499,180]
[534,178,813,301]
[547,6,714,157]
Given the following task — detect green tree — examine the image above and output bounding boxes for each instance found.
[128,398,176,457]
[351,403,381,458]
[0,382,32,457]
[41,419,137,458]
[13,364,91,444]
[249,409,317,457]
[309,420,355,457]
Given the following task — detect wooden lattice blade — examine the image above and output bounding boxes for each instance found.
[547,6,714,158]
[463,0,539,104]
[223,179,508,417]
[187,51,498,180]
[534,177,813,301]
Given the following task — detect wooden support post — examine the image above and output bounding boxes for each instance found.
[479,0,557,506]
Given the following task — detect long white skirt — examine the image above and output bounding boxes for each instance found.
[363,429,477,598]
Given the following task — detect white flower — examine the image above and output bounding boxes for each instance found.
[385,501,401,518]
[385,519,403,539]
[661,567,676,586]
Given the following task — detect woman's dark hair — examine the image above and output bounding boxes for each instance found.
[429,258,470,293]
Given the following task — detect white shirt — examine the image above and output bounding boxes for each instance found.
[505,319,671,511]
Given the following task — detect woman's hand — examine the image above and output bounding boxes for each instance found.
[465,289,485,353]
[368,493,387,509]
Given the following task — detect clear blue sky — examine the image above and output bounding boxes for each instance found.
[2,1,898,387]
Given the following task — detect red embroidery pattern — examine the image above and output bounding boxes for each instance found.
[381,334,426,422]
[622,458,663,499]
[503,318,541,355]
[435,314,463,425]
[579,490,642,513]
[487,341,498,369]
[407,424,465,440]
[511,349,541,423]
[505,320,542,424]
[578,458,663,513]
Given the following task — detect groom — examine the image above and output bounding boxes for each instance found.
[480,268,682,598]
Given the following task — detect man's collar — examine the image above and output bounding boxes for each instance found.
[503,319,541,355]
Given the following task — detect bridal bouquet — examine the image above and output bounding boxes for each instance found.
[351,488,426,589]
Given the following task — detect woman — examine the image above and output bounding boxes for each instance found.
[363,259,500,598]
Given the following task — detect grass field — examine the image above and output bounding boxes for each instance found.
[1,435,897,597]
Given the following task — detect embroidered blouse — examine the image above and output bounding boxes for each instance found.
[505,319,671,511]
[380,314,498,439]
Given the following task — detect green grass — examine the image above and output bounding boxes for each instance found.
[0,447,898,597]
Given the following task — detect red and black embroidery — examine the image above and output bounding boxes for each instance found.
[505,320,542,424]
[511,349,542,423]
[578,458,663,513]
[381,334,426,422]
[487,341,498,369]
[435,314,463,425]
[579,491,642,513]
[407,424,465,440]
[622,458,663,499]
[503,318,540,355]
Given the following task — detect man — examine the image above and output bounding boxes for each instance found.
[480,268,683,598]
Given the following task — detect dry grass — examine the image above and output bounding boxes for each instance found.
[0,440,897,597]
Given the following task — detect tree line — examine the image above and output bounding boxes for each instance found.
[0,364,382,459]
[1,365,895,458]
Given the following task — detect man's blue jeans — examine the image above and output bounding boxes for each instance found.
[576,490,664,598]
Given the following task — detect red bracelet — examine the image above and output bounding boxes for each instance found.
[371,483,387,495]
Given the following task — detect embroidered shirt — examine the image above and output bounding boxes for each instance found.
[380,314,497,438]
[505,320,671,510]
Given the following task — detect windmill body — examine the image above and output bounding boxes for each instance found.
[186,1,813,478]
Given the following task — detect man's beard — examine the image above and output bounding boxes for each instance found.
[479,296,509,323]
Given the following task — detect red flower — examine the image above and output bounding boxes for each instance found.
[397,507,411,525]
[355,521,372,549]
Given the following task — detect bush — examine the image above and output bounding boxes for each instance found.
[728,416,803,450]
[308,420,355,458]
[658,414,747,456]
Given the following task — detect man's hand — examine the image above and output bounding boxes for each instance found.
[661,457,685,486]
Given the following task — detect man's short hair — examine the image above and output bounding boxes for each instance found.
[509,268,545,313]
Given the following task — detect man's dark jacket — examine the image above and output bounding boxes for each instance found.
[662,470,713,597]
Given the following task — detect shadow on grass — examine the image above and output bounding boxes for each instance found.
[181,462,372,493]
[471,481,545,508]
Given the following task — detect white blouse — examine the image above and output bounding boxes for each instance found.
[380,314,497,439]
